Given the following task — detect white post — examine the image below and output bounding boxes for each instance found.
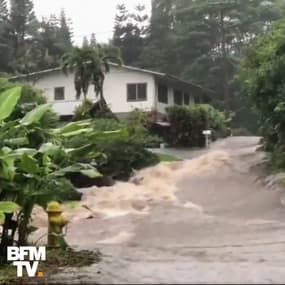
[203,130,212,148]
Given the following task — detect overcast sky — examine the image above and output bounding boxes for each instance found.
[33,0,151,46]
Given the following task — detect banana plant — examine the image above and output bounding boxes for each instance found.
[0,86,105,257]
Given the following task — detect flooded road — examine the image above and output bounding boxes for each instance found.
[42,137,285,284]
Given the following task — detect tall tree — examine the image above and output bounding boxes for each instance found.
[9,0,39,73]
[140,0,283,116]
[113,4,128,48]
[238,21,285,147]
[89,33,97,47]
[37,15,64,69]
[113,3,148,66]
[28,10,73,71]
[82,36,89,47]
[0,0,7,20]
[56,9,73,52]
[0,0,9,72]
[62,45,122,103]
[140,0,178,73]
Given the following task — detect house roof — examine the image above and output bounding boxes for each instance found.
[10,63,215,95]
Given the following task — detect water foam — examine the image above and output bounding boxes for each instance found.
[31,150,231,224]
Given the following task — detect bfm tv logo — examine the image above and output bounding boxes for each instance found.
[7,246,46,277]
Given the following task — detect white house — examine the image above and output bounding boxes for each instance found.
[11,63,210,119]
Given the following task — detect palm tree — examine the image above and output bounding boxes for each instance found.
[62,45,122,106]
[92,44,123,108]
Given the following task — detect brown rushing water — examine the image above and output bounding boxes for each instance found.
[31,137,285,284]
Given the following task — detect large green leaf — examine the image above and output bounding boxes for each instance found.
[69,144,103,159]
[20,103,52,125]
[8,148,37,158]
[89,130,124,140]
[20,153,39,174]
[52,164,101,178]
[0,146,12,156]
[0,212,4,224]
[39,143,61,155]
[60,128,93,137]
[52,165,83,177]
[0,201,20,213]
[0,87,22,121]
[54,120,91,136]
[0,157,16,181]
[81,169,102,178]
[4,137,29,146]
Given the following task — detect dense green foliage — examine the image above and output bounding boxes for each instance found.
[0,0,72,74]
[0,86,106,263]
[112,0,285,131]
[113,4,148,66]
[73,99,93,121]
[0,0,283,135]
[125,109,162,148]
[66,117,160,180]
[94,133,159,180]
[0,77,59,126]
[0,79,162,263]
[238,21,285,157]
[166,105,227,147]
[62,45,122,101]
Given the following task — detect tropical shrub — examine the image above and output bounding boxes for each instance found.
[0,78,59,128]
[73,99,93,121]
[93,135,159,180]
[73,99,118,121]
[66,118,160,180]
[238,22,285,154]
[166,104,227,147]
[125,110,162,148]
[0,87,104,264]
[199,104,227,132]
[92,118,124,131]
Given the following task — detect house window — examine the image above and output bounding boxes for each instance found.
[54,87,65,100]
[158,85,168,104]
[174,89,183,105]
[184,93,190,105]
[127,83,147,101]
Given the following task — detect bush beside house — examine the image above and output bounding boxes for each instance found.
[166,105,228,147]
[66,116,160,181]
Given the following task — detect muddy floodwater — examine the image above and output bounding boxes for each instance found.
[31,137,285,284]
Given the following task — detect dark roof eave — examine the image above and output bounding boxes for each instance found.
[155,74,215,95]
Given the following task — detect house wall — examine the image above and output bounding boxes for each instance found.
[27,66,156,116]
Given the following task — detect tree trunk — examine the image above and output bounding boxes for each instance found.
[99,87,107,108]
[18,204,33,246]
[0,214,17,264]
[220,8,230,117]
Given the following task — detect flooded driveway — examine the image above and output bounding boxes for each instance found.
[46,137,285,284]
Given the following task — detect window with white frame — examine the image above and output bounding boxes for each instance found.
[127,83,147,101]
[54,87,65,100]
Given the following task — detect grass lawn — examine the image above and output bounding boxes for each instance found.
[158,153,181,162]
